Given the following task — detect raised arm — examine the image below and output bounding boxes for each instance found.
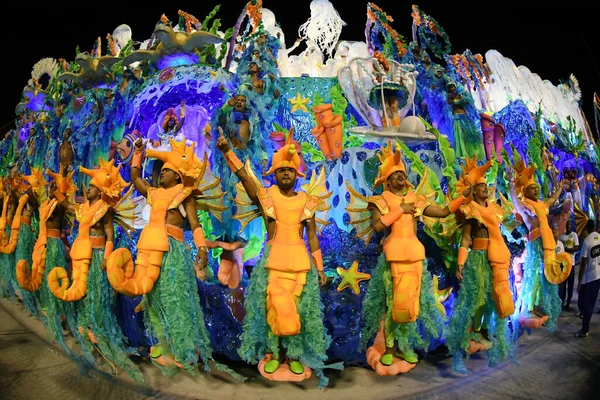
[216,127,259,205]
[546,179,565,208]
[131,138,150,198]
[423,185,472,218]
[306,215,326,286]
[506,166,526,216]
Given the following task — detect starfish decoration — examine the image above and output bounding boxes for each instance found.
[288,93,310,113]
[336,261,371,295]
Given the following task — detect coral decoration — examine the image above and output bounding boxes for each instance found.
[160,14,170,25]
[92,37,102,58]
[106,33,118,56]
[311,104,344,161]
[366,322,416,375]
[367,3,407,57]
[246,0,263,33]
[178,10,200,33]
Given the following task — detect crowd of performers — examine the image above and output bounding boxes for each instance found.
[0,124,582,385]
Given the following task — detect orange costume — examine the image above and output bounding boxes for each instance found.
[16,167,58,292]
[510,157,571,331]
[48,159,132,301]
[446,156,515,373]
[107,139,225,374]
[347,141,465,375]
[227,131,332,385]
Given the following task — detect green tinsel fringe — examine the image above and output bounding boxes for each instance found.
[446,250,513,374]
[361,254,446,355]
[144,237,213,376]
[76,248,144,383]
[238,245,331,387]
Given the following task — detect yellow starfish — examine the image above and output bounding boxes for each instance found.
[288,93,310,113]
[336,261,371,295]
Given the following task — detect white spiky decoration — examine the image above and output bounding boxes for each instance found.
[28,57,59,87]
[298,0,346,58]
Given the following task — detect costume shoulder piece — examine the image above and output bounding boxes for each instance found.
[345,181,383,247]
[300,167,332,234]
[193,155,227,222]
[232,159,268,234]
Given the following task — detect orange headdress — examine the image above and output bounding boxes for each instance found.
[456,156,493,194]
[22,167,48,202]
[263,127,306,178]
[146,138,202,186]
[79,158,130,205]
[513,156,537,195]
[46,165,76,199]
[373,140,409,189]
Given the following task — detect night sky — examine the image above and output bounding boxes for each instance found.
[2,1,598,138]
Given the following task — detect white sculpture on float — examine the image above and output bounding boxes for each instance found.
[483,50,590,141]
[111,24,133,56]
[338,56,435,145]
[298,0,346,58]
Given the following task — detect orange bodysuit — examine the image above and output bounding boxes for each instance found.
[108,183,192,296]
[460,200,515,318]
[372,189,429,324]
[522,198,570,284]
[48,199,110,301]
[261,185,318,337]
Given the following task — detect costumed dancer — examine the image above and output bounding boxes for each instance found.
[446,81,485,161]
[107,138,234,379]
[2,166,41,317]
[446,157,515,374]
[346,141,470,375]
[216,127,332,386]
[15,166,83,361]
[47,159,144,383]
[0,176,17,299]
[507,156,572,332]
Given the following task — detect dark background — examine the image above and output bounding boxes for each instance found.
[2,1,599,139]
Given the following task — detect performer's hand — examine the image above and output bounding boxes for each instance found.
[462,183,473,197]
[400,198,416,215]
[505,166,515,184]
[456,265,464,281]
[216,127,231,153]
[196,248,208,269]
[318,270,327,286]
[134,138,145,151]
[194,262,207,281]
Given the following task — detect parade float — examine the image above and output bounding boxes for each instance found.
[2,0,597,386]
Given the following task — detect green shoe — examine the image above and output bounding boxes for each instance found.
[264,359,280,374]
[289,360,304,375]
[395,349,418,364]
[150,346,164,359]
[380,353,394,366]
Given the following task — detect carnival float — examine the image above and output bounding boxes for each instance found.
[1,0,597,388]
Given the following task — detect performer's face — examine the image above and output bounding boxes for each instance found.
[159,168,180,188]
[87,184,100,201]
[474,183,488,200]
[525,184,538,200]
[234,95,247,112]
[387,171,406,191]
[275,167,296,189]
